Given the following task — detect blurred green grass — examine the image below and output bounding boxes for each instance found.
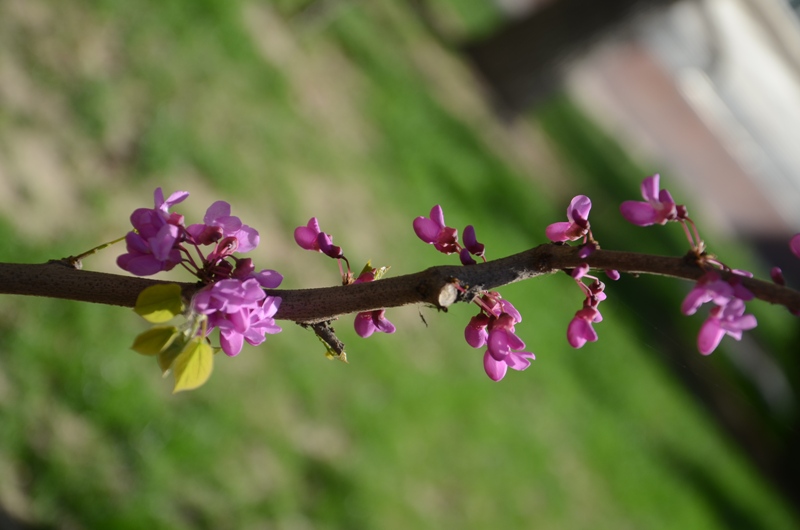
[0,1,795,528]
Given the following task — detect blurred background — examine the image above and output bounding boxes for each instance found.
[0,0,798,528]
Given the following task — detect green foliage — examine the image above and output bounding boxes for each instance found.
[134,284,184,323]
[172,337,214,393]
[131,325,179,356]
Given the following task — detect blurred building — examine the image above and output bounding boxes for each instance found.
[568,0,800,239]
[470,0,800,239]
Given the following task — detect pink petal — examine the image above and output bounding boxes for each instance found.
[567,195,592,223]
[373,311,396,334]
[220,329,244,356]
[697,318,724,355]
[483,351,508,381]
[413,217,441,244]
[354,312,375,338]
[487,330,510,361]
[164,190,189,207]
[545,222,571,242]
[204,201,232,224]
[235,225,259,253]
[641,174,660,203]
[567,318,597,348]
[429,205,445,229]
[620,201,658,226]
[464,325,487,348]
[506,351,535,371]
[252,270,283,289]
[294,226,319,250]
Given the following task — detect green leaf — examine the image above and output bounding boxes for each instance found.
[373,265,390,281]
[157,334,189,374]
[131,326,179,356]
[357,260,374,278]
[172,337,213,393]
[134,284,184,323]
[357,260,390,281]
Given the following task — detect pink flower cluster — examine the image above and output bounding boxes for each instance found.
[294,217,395,339]
[682,271,756,354]
[119,188,283,356]
[413,206,485,265]
[414,205,532,381]
[193,278,281,356]
[464,293,534,381]
[620,174,688,226]
[545,195,618,348]
[620,175,766,353]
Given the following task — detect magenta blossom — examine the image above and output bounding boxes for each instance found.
[192,278,282,356]
[567,306,602,348]
[117,188,188,276]
[351,266,395,338]
[483,313,535,381]
[546,195,592,242]
[294,217,343,259]
[682,270,753,316]
[697,299,757,355]
[463,225,484,257]
[413,205,459,254]
[187,200,259,252]
[230,257,284,289]
[465,313,490,348]
[620,174,683,226]
[354,309,396,338]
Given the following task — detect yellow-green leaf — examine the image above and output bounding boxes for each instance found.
[157,334,189,374]
[373,265,390,281]
[131,326,179,356]
[134,284,184,323]
[172,337,213,393]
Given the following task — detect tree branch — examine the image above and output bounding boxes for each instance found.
[0,244,797,324]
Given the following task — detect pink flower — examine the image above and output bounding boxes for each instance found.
[192,278,282,356]
[463,225,484,256]
[567,306,602,348]
[465,313,489,348]
[682,270,753,316]
[546,195,592,242]
[697,299,757,355]
[682,271,734,315]
[351,266,395,338]
[117,188,188,276]
[620,174,682,226]
[187,200,259,252]
[354,309,396,338]
[483,349,535,382]
[413,205,459,254]
[482,312,535,381]
[294,217,343,259]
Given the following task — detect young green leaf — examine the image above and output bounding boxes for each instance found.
[172,337,213,393]
[157,334,189,374]
[131,326,179,356]
[134,284,184,323]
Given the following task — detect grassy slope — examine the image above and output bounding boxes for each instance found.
[0,1,794,528]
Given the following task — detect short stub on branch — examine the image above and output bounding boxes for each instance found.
[437,281,458,308]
